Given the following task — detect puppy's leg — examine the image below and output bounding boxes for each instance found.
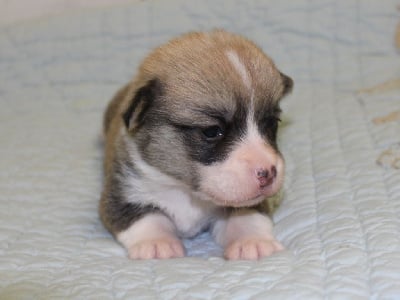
[212,209,284,260]
[117,214,185,259]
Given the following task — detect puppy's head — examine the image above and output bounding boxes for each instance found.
[123,30,293,207]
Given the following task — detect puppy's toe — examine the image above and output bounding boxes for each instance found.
[128,238,185,260]
[224,238,284,260]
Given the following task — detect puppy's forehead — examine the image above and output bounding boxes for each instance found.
[140,31,283,114]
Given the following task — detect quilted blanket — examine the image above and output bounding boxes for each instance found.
[1,0,399,299]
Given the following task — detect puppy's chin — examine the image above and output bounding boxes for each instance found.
[211,194,266,208]
[200,182,282,208]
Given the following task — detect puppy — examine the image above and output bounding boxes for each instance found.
[99,30,293,260]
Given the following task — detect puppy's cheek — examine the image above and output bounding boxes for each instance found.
[197,143,285,206]
[198,163,257,205]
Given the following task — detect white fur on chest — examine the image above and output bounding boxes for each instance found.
[124,141,217,237]
[147,187,215,237]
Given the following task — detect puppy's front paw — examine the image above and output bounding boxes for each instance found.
[224,238,284,260]
[128,238,185,260]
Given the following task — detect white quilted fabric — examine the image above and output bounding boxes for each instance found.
[1,0,400,299]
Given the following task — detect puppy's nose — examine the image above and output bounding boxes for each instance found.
[256,166,277,188]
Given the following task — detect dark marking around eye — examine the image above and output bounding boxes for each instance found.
[202,125,224,140]
[177,101,248,166]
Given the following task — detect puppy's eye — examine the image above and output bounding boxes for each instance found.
[264,116,281,128]
[201,125,224,140]
[261,116,281,135]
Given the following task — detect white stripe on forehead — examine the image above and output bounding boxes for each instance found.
[226,50,259,143]
[226,50,252,90]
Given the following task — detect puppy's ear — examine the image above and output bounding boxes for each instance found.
[280,72,294,96]
[122,79,161,131]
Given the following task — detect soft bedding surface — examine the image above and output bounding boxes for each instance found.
[1,0,400,299]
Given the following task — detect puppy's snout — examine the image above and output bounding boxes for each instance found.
[256,166,277,188]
